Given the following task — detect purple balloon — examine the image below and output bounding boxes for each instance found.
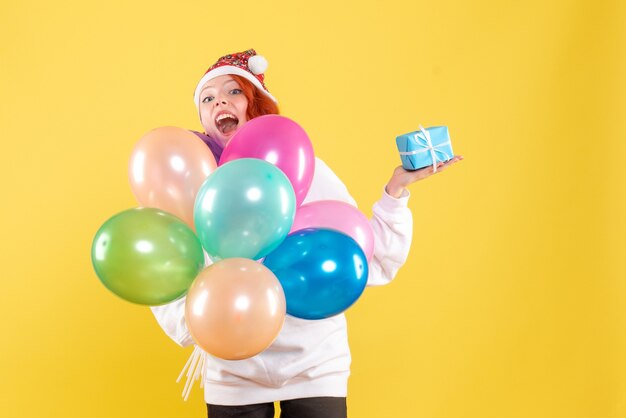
[290,200,375,261]
[219,115,315,207]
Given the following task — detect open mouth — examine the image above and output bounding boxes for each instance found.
[215,113,239,135]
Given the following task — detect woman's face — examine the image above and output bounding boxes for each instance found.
[198,75,249,146]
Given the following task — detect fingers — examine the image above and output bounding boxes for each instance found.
[436,155,464,173]
[400,155,464,184]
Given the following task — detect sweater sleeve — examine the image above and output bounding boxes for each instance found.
[308,158,413,287]
[367,188,413,286]
[150,297,194,347]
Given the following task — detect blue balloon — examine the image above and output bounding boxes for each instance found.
[263,228,368,319]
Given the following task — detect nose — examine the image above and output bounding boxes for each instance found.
[214,96,228,107]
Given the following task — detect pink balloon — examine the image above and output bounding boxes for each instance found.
[290,200,375,261]
[219,115,315,207]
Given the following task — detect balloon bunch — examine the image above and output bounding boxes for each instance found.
[91,115,375,361]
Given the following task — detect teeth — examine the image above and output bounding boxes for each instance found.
[216,113,236,122]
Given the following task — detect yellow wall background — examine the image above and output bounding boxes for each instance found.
[1,0,624,417]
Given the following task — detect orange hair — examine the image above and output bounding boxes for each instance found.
[230,75,280,120]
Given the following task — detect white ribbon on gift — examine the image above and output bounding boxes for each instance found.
[398,125,451,173]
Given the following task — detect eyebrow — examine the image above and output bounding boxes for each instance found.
[200,79,239,95]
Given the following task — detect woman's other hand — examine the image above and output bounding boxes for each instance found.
[385,155,464,198]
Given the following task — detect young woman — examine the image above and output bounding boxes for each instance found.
[151,49,462,418]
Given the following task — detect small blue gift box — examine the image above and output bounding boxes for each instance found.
[396,126,454,171]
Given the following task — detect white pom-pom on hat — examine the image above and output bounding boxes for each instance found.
[248,55,268,75]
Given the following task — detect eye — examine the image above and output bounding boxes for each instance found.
[202,96,214,103]
[230,89,242,95]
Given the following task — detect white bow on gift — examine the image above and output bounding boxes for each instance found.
[398,125,451,173]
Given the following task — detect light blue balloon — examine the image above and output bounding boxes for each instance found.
[263,228,369,320]
[194,158,296,260]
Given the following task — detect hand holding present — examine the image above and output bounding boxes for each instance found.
[385,155,464,198]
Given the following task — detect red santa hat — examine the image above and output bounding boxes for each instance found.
[193,49,277,107]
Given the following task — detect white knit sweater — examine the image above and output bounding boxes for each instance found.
[151,157,413,405]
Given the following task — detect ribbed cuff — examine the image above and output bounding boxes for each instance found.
[379,187,410,211]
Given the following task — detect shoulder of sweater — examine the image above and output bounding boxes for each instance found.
[312,157,342,184]
[313,157,337,177]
